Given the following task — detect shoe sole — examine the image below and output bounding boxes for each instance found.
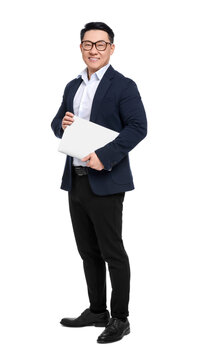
[97,327,130,344]
[94,323,109,327]
[60,322,108,328]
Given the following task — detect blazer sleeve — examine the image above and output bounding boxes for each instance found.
[51,87,67,139]
[95,80,147,171]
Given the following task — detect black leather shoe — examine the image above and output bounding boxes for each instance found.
[97,318,130,343]
[60,308,110,327]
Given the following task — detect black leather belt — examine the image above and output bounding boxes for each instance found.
[73,166,88,176]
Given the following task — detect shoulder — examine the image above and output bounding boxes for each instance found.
[107,66,139,96]
[107,65,135,82]
[63,77,81,94]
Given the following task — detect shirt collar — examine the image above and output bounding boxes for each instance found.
[95,63,110,80]
[77,63,110,84]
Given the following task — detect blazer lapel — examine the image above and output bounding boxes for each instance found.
[90,65,115,124]
[67,77,83,113]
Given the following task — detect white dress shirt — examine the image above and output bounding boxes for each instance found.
[73,63,110,167]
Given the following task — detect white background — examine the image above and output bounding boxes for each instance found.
[0,0,200,359]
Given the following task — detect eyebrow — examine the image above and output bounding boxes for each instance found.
[82,40,109,42]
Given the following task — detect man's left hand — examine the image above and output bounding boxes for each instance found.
[81,152,104,171]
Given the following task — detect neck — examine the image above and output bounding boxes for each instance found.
[87,68,96,80]
[87,63,109,80]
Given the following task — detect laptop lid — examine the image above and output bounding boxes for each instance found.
[58,116,119,159]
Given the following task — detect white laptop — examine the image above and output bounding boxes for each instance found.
[58,116,119,159]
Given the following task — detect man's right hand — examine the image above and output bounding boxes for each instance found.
[62,112,74,130]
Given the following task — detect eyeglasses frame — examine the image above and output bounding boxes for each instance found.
[81,40,112,51]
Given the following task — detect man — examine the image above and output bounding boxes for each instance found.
[51,22,147,344]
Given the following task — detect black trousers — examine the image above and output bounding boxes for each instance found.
[68,170,131,319]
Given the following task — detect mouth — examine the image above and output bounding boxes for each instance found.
[88,57,100,62]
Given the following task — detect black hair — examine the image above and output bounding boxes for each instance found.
[80,22,115,43]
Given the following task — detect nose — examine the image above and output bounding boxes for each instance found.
[89,44,98,54]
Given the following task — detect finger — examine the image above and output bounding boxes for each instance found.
[81,154,90,162]
[63,121,74,126]
[64,116,74,122]
[65,112,74,117]
[62,119,74,128]
[81,156,90,161]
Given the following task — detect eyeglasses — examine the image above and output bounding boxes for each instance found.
[81,40,112,51]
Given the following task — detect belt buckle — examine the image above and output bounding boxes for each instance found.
[75,166,88,176]
[78,170,85,176]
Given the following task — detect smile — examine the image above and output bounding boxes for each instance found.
[88,57,99,62]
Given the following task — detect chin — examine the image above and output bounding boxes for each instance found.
[88,64,101,71]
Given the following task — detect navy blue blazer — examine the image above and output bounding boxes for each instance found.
[51,65,147,195]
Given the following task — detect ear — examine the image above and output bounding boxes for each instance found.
[110,44,115,55]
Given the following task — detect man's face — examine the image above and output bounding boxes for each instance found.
[80,30,115,76]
